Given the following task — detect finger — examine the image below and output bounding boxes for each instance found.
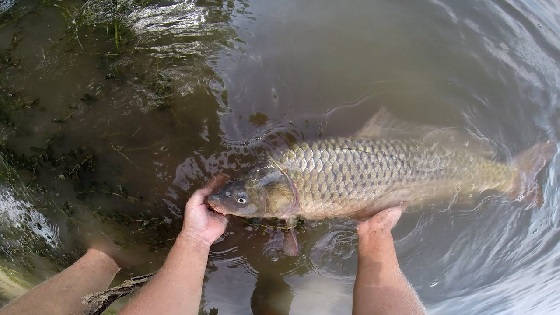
[209,211,229,226]
[382,206,403,230]
[185,174,231,209]
[399,201,409,212]
[357,206,403,232]
[204,173,230,193]
[186,188,211,208]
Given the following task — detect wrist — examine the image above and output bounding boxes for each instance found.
[83,248,121,272]
[358,230,395,258]
[176,231,212,253]
[358,228,393,244]
[357,235,400,275]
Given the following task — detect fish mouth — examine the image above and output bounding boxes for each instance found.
[207,198,228,215]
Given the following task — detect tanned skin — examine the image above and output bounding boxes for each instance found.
[119,175,229,315]
[0,248,120,315]
[353,207,426,315]
[1,176,425,315]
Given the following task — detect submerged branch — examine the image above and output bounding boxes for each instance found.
[82,273,154,315]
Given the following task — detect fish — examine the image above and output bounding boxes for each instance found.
[207,109,556,253]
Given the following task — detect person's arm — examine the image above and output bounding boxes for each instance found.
[353,207,425,315]
[120,176,228,315]
[0,248,120,315]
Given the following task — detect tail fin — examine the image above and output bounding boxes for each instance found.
[510,141,556,205]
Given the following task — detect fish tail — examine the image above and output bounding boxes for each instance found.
[508,141,556,205]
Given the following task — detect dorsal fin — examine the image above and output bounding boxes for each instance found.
[355,107,435,139]
[356,107,496,158]
[422,128,497,158]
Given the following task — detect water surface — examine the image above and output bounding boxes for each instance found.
[1,0,559,314]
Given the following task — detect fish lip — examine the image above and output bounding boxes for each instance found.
[207,199,228,215]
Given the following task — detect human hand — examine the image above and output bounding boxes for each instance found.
[180,175,229,247]
[357,206,403,239]
[79,212,155,268]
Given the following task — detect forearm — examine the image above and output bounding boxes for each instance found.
[120,233,210,315]
[0,249,119,315]
[353,232,425,315]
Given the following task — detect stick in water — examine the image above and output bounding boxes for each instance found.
[82,273,154,315]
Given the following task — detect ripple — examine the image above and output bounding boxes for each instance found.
[0,186,59,249]
[0,0,15,14]
[309,221,357,281]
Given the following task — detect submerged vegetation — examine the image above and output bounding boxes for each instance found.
[0,0,244,305]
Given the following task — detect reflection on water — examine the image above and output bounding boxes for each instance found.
[251,273,293,315]
[0,186,58,248]
[1,0,560,314]
[0,0,15,14]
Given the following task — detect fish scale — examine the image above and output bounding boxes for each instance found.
[268,137,515,219]
[210,135,552,224]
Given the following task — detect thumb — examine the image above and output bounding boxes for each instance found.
[358,206,403,233]
[382,206,403,230]
[205,174,230,193]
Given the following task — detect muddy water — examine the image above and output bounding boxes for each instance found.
[1,0,559,314]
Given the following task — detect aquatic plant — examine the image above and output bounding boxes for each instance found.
[76,0,141,49]
[0,0,244,309]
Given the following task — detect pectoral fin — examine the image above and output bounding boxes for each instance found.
[283,229,299,256]
[282,218,299,256]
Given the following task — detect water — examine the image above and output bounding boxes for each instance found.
[1,0,559,313]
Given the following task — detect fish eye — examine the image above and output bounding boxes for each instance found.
[237,197,247,204]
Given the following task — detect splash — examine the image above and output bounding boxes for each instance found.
[0,187,59,248]
[0,0,15,14]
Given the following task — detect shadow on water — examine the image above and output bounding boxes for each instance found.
[1,0,560,314]
[251,272,293,315]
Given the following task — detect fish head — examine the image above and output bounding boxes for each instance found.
[208,166,296,218]
[208,179,261,217]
